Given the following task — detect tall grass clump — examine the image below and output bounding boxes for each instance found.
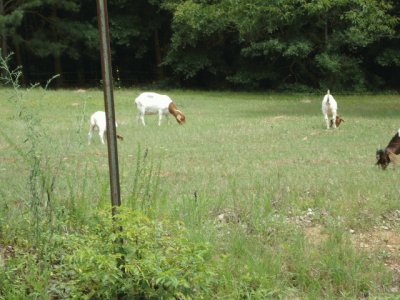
[0,52,62,242]
[125,145,161,214]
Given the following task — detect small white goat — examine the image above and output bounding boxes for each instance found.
[321,90,342,129]
[88,111,122,144]
[134,92,186,126]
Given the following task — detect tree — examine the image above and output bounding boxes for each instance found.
[163,0,399,90]
[0,0,398,90]
[0,0,24,76]
[162,0,237,87]
[18,0,99,86]
[108,0,173,83]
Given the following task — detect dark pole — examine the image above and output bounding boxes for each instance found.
[96,0,121,214]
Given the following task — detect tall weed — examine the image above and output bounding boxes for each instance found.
[126,145,161,214]
[0,52,61,242]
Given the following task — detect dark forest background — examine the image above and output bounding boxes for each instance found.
[0,0,399,91]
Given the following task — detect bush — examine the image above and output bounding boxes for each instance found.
[0,208,217,299]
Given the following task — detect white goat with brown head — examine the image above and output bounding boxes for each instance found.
[134,92,186,126]
[322,90,344,129]
[88,111,123,145]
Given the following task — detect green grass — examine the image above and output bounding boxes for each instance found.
[1,88,400,298]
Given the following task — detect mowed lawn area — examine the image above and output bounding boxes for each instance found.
[1,88,400,298]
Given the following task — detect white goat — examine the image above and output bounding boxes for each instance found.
[321,90,340,129]
[134,92,186,126]
[88,111,122,144]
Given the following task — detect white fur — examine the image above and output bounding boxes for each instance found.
[321,90,338,129]
[88,111,117,144]
[134,92,174,126]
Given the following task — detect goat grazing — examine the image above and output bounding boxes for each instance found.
[322,90,341,129]
[88,111,123,144]
[330,115,345,128]
[134,92,186,126]
[376,129,400,170]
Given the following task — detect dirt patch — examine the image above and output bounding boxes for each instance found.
[303,225,400,275]
[0,156,18,163]
[354,230,400,251]
[300,99,312,104]
[293,208,400,275]
[0,142,10,151]
[304,225,329,245]
[215,209,242,224]
[271,115,288,121]
[352,230,400,274]
[261,115,289,124]
[159,171,172,177]
[0,244,15,267]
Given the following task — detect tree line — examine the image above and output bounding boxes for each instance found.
[0,0,399,91]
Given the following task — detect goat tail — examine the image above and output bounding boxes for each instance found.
[326,89,331,104]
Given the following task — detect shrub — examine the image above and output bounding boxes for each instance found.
[0,207,217,299]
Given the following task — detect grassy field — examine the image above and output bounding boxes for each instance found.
[1,88,400,298]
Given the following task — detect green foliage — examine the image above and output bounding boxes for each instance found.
[109,0,162,57]
[0,0,399,90]
[0,8,24,32]
[164,0,232,79]
[25,1,99,60]
[377,49,400,67]
[0,208,217,299]
[342,0,397,47]
[163,0,399,90]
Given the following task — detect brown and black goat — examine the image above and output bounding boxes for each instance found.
[376,129,400,170]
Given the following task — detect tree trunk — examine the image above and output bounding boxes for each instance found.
[153,29,164,80]
[53,54,63,87]
[51,7,63,87]
[324,12,329,50]
[13,40,25,83]
[76,63,85,87]
[0,0,8,77]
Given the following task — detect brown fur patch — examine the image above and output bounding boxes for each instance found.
[330,115,344,128]
[168,102,186,124]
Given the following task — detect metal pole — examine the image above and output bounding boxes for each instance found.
[96,0,121,214]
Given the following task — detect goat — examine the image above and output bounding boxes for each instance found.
[376,129,400,170]
[330,115,345,128]
[88,111,123,145]
[322,90,340,129]
[134,92,186,126]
